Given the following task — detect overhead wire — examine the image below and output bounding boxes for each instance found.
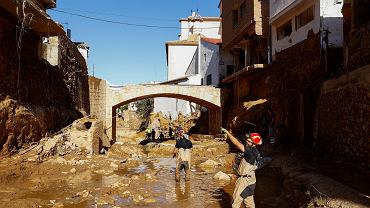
[50,9,222,30]
[55,7,177,22]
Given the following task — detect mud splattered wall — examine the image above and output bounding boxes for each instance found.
[318,65,370,168]
[88,76,107,121]
[0,8,89,155]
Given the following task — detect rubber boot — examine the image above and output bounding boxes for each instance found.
[185,169,190,181]
[175,168,180,182]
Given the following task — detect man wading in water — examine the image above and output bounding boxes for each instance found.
[222,128,263,208]
[173,128,193,182]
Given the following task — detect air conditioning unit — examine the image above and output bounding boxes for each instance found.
[43,0,56,9]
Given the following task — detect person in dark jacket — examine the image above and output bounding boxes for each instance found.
[173,128,193,182]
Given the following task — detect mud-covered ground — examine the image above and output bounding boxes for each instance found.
[0,129,241,208]
[0,127,369,208]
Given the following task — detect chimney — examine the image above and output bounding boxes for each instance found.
[67,29,71,39]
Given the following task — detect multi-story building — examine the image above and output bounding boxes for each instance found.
[154,12,222,118]
[220,0,270,73]
[270,0,343,60]
[267,0,344,146]
[219,0,271,135]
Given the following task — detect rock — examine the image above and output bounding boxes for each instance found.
[27,155,39,162]
[118,163,128,172]
[76,190,90,198]
[199,159,219,169]
[213,171,231,182]
[54,157,67,165]
[133,194,144,203]
[69,168,77,174]
[126,159,140,168]
[120,190,131,198]
[75,160,87,165]
[43,137,60,154]
[110,162,118,169]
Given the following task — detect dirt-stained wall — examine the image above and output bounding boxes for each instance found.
[269,31,322,145]
[0,8,89,155]
[318,65,370,168]
[88,76,107,121]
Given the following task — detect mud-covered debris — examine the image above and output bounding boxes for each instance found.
[213,171,231,182]
[69,168,76,174]
[199,159,220,169]
[76,190,90,198]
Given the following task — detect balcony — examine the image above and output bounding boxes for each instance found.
[221,0,269,50]
[0,0,63,36]
[43,0,56,9]
[270,0,305,23]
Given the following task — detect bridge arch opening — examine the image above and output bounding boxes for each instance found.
[111,93,221,142]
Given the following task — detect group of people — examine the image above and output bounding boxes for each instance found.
[173,126,264,208]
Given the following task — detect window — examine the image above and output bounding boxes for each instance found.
[277,20,292,40]
[232,9,239,28]
[206,74,212,85]
[295,6,314,30]
[189,26,194,35]
[240,1,246,19]
[201,78,204,85]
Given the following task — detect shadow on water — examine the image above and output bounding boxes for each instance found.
[213,186,233,208]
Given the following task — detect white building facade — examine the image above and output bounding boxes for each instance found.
[270,0,344,58]
[154,12,222,118]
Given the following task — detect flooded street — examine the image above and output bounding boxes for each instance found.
[0,129,241,208]
[0,127,369,208]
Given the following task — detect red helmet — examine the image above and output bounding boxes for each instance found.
[248,133,262,145]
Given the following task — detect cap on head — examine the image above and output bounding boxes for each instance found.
[177,128,184,135]
[248,133,262,145]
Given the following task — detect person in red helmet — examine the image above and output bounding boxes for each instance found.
[221,128,262,208]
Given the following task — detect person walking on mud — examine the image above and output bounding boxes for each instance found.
[173,128,193,182]
[221,128,262,208]
[153,119,161,139]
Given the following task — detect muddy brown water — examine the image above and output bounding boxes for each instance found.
[0,137,283,208]
[13,156,282,208]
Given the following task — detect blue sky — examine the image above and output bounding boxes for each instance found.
[48,0,220,85]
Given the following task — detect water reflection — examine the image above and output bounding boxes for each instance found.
[175,181,191,201]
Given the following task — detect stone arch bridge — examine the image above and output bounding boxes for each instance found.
[88,77,222,141]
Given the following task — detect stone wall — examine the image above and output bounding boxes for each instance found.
[317,65,370,168]
[0,8,89,155]
[59,35,90,114]
[88,76,107,121]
